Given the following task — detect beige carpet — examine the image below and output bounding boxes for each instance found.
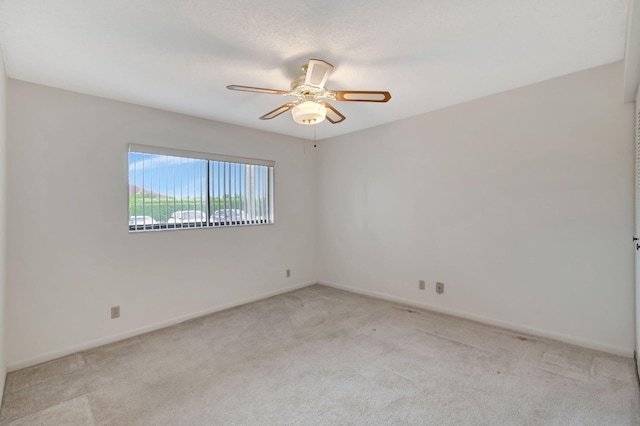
[1,284,639,425]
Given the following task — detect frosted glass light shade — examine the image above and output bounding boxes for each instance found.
[291,101,326,125]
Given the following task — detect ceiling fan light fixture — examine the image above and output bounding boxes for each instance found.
[228,59,391,125]
[291,101,326,125]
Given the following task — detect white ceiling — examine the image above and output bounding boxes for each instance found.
[0,0,630,140]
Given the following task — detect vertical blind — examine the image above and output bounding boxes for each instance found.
[128,144,274,231]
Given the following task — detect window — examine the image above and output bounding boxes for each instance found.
[128,144,274,232]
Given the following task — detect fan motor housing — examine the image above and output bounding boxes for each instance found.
[291,75,326,98]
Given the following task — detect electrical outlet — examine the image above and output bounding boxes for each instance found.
[419,280,425,290]
[111,306,120,319]
[436,282,444,294]
[286,269,291,278]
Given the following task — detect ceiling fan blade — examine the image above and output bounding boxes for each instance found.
[322,102,346,124]
[305,59,334,89]
[227,85,290,95]
[259,103,296,120]
[332,91,392,102]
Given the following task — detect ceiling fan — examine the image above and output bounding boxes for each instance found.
[227,59,391,125]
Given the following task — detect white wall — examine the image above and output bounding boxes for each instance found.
[318,61,635,356]
[0,48,7,402]
[6,81,317,369]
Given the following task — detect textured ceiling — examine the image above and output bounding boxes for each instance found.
[0,0,630,140]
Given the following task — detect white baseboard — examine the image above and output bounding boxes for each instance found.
[7,281,315,372]
[9,279,634,371]
[319,280,635,358]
